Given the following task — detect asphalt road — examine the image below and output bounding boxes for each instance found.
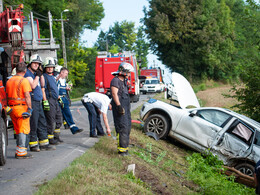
[0,94,154,195]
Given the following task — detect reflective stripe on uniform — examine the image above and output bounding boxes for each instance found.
[48,134,54,139]
[70,124,76,128]
[54,128,60,133]
[39,139,49,146]
[29,141,38,147]
[118,147,128,153]
[117,133,128,152]
[16,146,27,156]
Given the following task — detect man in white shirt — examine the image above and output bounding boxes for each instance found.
[82,92,112,137]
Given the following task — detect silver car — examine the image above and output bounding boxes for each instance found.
[140,73,260,176]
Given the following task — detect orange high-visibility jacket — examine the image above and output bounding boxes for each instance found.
[6,75,32,134]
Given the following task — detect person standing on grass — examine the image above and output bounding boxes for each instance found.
[110,62,134,156]
[81,92,112,138]
[255,160,260,195]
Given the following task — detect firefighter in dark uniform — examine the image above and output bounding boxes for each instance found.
[110,62,134,156]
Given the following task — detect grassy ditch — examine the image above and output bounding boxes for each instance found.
[36,91,255,195]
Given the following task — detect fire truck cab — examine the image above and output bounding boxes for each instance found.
[95,51,140,102]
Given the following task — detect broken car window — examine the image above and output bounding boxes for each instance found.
[232,123,253,142]
[196,109,231,127]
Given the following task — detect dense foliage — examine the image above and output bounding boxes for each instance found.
[143,0,236,81]
[186,152,255,194]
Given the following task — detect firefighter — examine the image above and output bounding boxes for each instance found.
[42,57,63,143]
[56,67,83,134]
[110,62,134,156]
[6,62,33,158]
[81,92,112,137]
[24,54,55,151]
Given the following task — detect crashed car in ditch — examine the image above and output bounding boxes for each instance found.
[140,72,260,176]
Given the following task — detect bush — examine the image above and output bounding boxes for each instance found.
[186,152,255,194]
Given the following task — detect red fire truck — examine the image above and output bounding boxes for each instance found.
[95,51,140,102]
[0,4,59,165]
[140,67,164,82]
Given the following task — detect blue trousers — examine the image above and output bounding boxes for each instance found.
[83,102,104,136]
[29,100,48,146]
[60,96,79,134]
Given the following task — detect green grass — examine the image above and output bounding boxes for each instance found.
[35,90,256,195]
[193,80,222,93]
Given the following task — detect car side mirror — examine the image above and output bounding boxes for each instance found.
[189,111,196,117]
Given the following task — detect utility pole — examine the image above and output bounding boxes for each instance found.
[106,33,112,52]
[61,19,66,67]
[61,9,69,68]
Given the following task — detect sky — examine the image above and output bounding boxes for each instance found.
[80,0,172,83]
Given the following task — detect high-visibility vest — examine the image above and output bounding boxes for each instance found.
[6,75,30,106]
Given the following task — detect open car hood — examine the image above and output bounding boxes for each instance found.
[172,72,200,109]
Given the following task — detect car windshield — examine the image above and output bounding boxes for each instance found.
[145,79,159,84]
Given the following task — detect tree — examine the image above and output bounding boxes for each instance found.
[143,0,235,81]
[136,26,149,68]
[228,0,260,121]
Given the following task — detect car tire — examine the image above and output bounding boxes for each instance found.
[234,163,255,177]
[144,114,169,139]
[143,91,146,94]
[0,117,7,166]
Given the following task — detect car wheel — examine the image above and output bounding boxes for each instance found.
[0,117,7,166]
[144,114,169,139]
[234,163,255,177]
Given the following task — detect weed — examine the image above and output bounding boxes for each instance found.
[134,143,167,165]
[186,152,255,194]
[125,172,149,189]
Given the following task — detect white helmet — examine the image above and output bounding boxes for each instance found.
[112,62,134,76]
[11,68,16,76]
[29,54,42,64]
[55,65,63,73]
[43,57,56,68]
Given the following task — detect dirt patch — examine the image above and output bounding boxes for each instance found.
[136,164,172,195]
[181,180,200,192]
[196,85,239,108]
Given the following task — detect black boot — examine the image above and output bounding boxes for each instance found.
[30,145,40,152]
[40,144,56,151]
[49,138,59,145]
[63,121,69,129]
[54,132,64,143]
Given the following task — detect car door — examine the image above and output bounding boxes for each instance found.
[251,130,260,162]
[213,119,254,158]
[175,109,231,149]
